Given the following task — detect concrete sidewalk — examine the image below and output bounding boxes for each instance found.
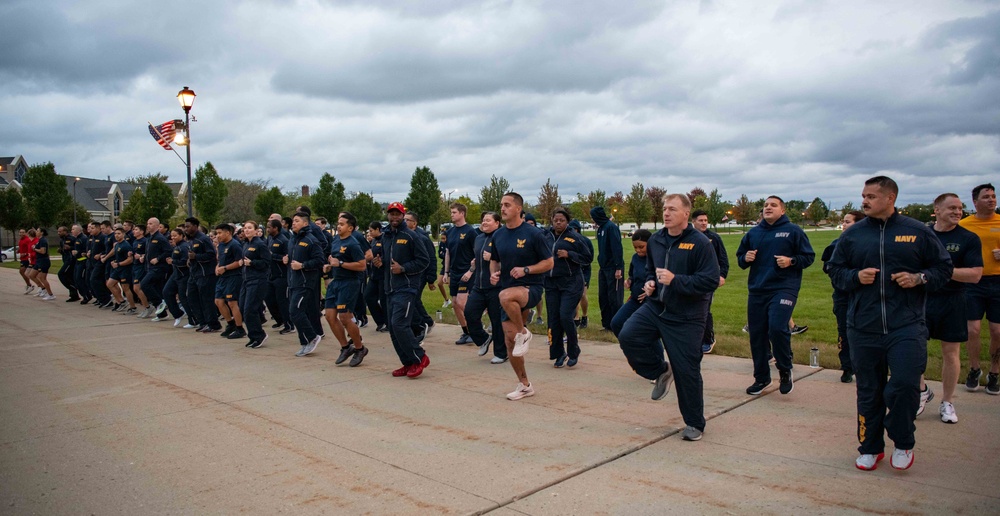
[1,269,997,515]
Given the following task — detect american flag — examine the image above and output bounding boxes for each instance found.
[148,120,176,150]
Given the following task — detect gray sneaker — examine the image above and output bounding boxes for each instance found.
[295,346,307,357]
[137,307,152,319]
[477,335,492,356]
[651,365,674,400]
[302,335,321,355]
[681,426,703,441]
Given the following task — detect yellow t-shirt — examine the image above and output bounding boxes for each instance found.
[960,213,1000,276]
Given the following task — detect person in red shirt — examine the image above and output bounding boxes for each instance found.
[17,229,33,294]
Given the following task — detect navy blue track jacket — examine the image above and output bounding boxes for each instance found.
[644,224,721,322]
[736,215,815,293]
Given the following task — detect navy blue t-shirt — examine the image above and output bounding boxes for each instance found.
[933,225,982,295]
[330,233,365,281]
[445,223,478,275]
[114,240,133,265]
[490,222,552,289]
[217,238,241,277]
[131,237,147,276]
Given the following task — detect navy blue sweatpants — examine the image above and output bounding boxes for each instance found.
[465,287,506,360]
[618,301,706,431]
[851,326,926,455]
[747,291,797,382]
[388,289,426,366]
[546,275,584,360]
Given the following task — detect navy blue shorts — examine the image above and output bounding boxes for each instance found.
[582,267,592,288]
[110,266,130,282]
[20,259,30,268]
[132,268,146,284]
[966,275,1000,323]
[499,285,544,323]
[324,279,359,313]
[448,274,470,297]
[927,292,968,342]
[33,259,51,273]
[215,275,242,301]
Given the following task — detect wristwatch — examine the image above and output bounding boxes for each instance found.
[918,273,927,285]
[523,266,530,275]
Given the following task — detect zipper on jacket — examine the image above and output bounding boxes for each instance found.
[879,222,888,334]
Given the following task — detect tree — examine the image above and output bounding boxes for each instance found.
[0,187,28,244]
[607,191,625,221]
[623,182,652,228]
[703,188,729,228]
[311,173,346,221]
[404,166,442,231]
[841,201,856,214]
[785,199,808,224]
[255,186,286,220]
[568,193,592,222]
[121,173,169,185]
[535,178,562,224]
[119,188,148,223]
[192,161,227,225]
[283,189,307,216]
[22,162,71,229]
[645,186,667,228]
[144,177,179,222]
[478,174,510,213]
[688,187,707,206]
[453,194,481,224]
[733,194,757,227]
[220,178,267,223]
[56,201,90,228]
[587,189,608,212]
[345,191,383,228]
[805,197,829,226]
[901,203,934,223]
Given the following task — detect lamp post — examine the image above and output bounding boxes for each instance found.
[73,177,80,226]
[176,86,196,217]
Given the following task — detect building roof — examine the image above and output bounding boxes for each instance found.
[62,175,184,215]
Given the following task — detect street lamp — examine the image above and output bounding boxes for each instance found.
[73,177,80,226]
[446,188,459,202]
[176,86,196,217]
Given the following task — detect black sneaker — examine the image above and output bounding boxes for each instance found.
[966,368,982,392]
[335,345,356,365]
[987,373,1000,395]
[790,325,809,335]
[349,346,368,367]
[841,371,854,383]
[66,297,81,303]
[279,326,295,335]
[779,370,793,394]
[248,336,267,349]
[80,298,92,305]
[358,317,369,328]
[271,322,283,329]
[227,327,247,340]
[580,316,588,329]
[455,333,473,345]
[221,323,235,338]
[746,379,771,395]
[101,300,115,309]
[376,324,389,333]
[651,364,674,400]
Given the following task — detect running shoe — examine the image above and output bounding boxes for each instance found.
[302,335,320,355]
[790,325,809,335]
[477,335,492,356]
[335,345,356,365]
[939,401,958,424]
[349,346,368,367]
[917,385,934,416]
[855,452,884,471]
[512,329,532,357]
[554,354,568,368]
[965,368,982,392]
[490,356,508,364]
[248,336,267,349]
[506,382,535,401]
[455,333,474,345]
[651,365,674,400]
[746,379,771,396]
[987,373,999,395]
[442,299,452,308]
[890,448,914,470]
[779,370,793,394]
[681,426,703,441]
[24,285,35,295]
[702,339,715,354]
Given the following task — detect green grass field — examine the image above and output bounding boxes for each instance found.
[424,229,992,382]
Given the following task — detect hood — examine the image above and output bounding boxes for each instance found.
[590,206,610,225]
[759,214,790,230]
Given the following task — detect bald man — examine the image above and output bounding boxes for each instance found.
[141,217,172,317]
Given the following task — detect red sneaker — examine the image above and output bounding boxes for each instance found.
[392,364,411,377]
[407,363,424,378]
[421,353,430,368]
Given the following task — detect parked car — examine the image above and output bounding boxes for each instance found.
[0,247,15,262]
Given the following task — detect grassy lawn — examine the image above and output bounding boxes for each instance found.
[425,228,991,382]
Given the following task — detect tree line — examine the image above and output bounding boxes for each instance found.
[0,162,970,245]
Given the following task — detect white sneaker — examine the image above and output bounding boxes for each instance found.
[506,382,535,401]
[939,401,958,424]
[183,323,197,329]
[151,315,167,322]
[24,285,34,294]
[855,452,884,471]
[35,290,45,297]
[303,335,321,355]
[173,318,183,327]
[156,301,167,314]
[890,448,914,470]
[490,356,508,364]
[916,385,934,416]
[43,294,56,300]
[512,329,532,357]
[442,299,452,308]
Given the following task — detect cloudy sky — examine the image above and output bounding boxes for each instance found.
[2,0,998,208]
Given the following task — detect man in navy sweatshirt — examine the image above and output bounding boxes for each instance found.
[828,176,953,472]
[590,206,624,331]
[736,196,815,396]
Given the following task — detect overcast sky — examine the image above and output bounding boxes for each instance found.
[2,0,998,208]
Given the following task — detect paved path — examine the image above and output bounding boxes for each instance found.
[1,269,998,514]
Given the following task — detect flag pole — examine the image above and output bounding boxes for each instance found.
[148,121,188,166]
